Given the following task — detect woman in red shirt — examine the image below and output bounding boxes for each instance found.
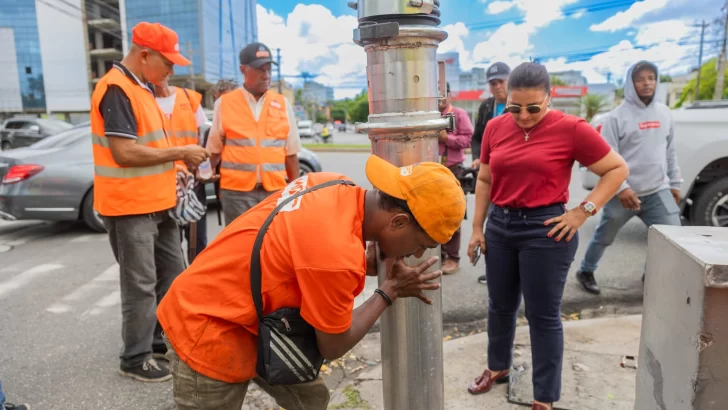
[465,63,628,410]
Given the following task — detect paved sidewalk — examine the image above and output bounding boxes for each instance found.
[243,315,642,409]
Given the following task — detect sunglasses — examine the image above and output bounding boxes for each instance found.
[505,99,547,114]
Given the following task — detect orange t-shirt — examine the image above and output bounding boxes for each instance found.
[157,172,367,383]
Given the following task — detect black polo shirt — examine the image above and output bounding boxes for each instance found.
[99,62,156,140]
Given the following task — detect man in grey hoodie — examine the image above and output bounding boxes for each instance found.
[576,61,683,295]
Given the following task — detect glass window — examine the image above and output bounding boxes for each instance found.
[36,119,73,133]
[30,126,90,149]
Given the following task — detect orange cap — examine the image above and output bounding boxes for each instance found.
[366,155,466,244]
[131,22,191,66]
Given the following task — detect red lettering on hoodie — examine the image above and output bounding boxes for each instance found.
[639,121,661,130]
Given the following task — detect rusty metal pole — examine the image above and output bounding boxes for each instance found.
[350,1,452,409]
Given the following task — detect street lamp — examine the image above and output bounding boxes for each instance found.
[350,1,452,409]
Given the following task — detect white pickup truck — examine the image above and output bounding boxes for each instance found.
[579,100,728,227]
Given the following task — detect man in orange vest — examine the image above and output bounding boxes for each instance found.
[207,42,301,225]
[90,22,209,382]
[154,79,209,261]
[157,156,467,409]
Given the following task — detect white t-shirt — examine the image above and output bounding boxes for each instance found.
[156,87,207,144]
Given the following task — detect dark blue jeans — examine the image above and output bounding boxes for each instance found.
[485,204,578,403]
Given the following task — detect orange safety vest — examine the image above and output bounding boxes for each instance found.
[168,87,203,148]
[219,90,289,192]
[90,68,176,216]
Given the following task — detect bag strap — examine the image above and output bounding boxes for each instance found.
[250,179,356,320]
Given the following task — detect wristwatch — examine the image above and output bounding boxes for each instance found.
[580,201,597,216]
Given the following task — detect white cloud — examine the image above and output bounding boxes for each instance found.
[440,23,474,69]
[467,0,578,69]
[542,35,699,84]
[634,20,691,46]
[256,4,366,99]
[486,1,516,14]
[571,9,586,19]
[590,0,668,32]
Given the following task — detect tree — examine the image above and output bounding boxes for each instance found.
[550,76,568,86]
[315,111,329,123]
[676,58,728,107]
[660,74,673,83]
[347,92,370,123]
[581,94,609,123]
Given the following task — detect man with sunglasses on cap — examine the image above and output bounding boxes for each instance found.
[471,61,510,284]
[90,22,210,382]
[438,82,474,275]
[157,156,466,409]
[207,42,301,225]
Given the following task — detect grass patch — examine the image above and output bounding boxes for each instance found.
[328,385,370,409]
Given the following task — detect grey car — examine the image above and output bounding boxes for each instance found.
[0,124,323,232]
[1,118,73,151]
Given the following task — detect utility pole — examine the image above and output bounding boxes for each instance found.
[351,1,448,409]
[695,20,708,101]
[714,2,728,100]
[187,40,196,90]
[276,48,282,93]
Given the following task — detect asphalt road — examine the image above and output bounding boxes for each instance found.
[0,152,648,409]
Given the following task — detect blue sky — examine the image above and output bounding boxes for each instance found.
[257,0,725,99]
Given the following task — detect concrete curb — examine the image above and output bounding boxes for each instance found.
[367,297,644,334]
[302,146,371,153]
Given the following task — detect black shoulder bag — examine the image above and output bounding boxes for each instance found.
[251,179,356,385]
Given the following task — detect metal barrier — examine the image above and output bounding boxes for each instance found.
[636,225,728,409]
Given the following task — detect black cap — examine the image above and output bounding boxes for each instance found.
[486,62,510,81]
[239,42,277,68]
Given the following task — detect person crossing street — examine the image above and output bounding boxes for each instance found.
[576,60,683,294]
[90,21,209,382]
[207,42,301,225]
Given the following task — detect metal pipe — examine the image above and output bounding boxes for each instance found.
[351,1,449,409]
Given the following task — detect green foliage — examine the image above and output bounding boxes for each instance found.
[347,91,370,123]
[315,111,329,123]
[550,76,568,86]
[660,74,673,83]
[581,94,609,123]
[676,58,728,107]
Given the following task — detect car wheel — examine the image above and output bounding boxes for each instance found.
[82,187,107,233]
[691,177,728,227]
[1,141,10,151]
[299,161,314,177]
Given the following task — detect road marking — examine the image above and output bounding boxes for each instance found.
[45,265,119,314]
[84,290,121,316]
[0,264,64,299]
[0,223,53,246]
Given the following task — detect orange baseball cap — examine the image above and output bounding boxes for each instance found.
[131,22,191,66]
[366,155,466,244]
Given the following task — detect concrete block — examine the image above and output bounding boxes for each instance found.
[636,225,728,410]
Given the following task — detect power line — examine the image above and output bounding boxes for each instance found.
[466,0,638,31]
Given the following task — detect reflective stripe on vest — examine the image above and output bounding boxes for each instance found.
[95,162,174,178]
[90,67,176,216]
[219,89,289,192]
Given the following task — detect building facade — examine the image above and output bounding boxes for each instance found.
[0,0,90,117]
[437,51,461,92]
[121,0,257,94]
[302,81,334,106]
[0,0,257,118]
